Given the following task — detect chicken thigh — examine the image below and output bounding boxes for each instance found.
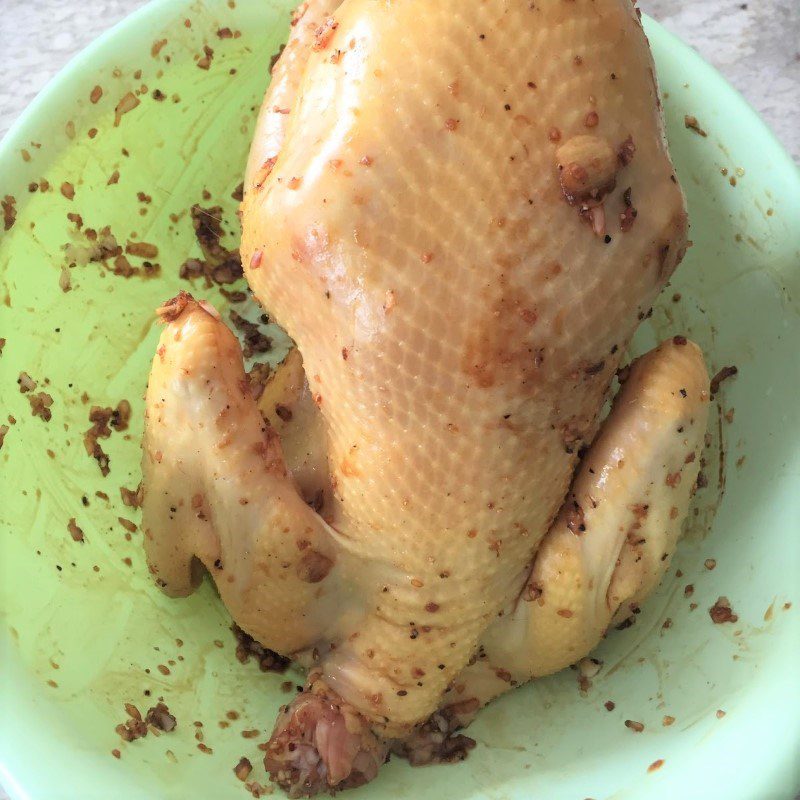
[142,0,709,795]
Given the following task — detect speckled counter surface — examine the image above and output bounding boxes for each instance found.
[1,0,798,161]
[0,1,798,798]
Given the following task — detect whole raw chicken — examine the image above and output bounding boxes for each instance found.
[142,0,710,794]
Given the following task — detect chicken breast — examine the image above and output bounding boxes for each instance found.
[141,0,708,794]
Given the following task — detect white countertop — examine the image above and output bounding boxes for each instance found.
[1,0,798,161]
[0,1,798,798]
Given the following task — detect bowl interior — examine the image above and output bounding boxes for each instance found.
[1,2,799,798]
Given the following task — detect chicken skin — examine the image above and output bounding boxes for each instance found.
[141,0,709,795]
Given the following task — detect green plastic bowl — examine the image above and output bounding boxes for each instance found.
[1,2,799,798]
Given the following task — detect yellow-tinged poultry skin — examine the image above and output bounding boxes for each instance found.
[141,0,710,794]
